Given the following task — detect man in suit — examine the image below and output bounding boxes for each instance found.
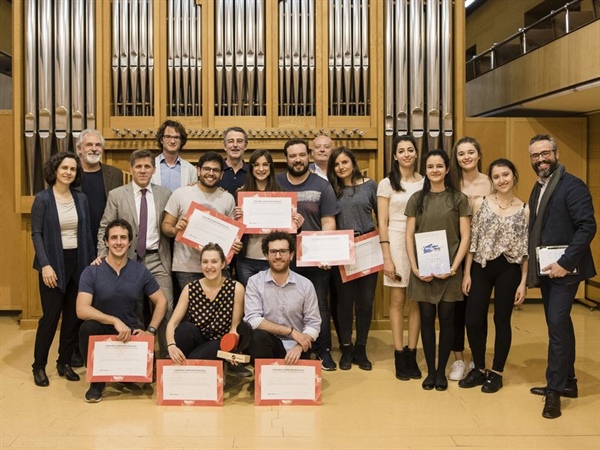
[526,134,596,419]
[151,119,198,192]
[97,150,173,358]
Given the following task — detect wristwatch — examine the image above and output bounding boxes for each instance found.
[147,326,157,335]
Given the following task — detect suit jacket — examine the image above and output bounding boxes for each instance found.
[151,155,198,189]
[528,170,597,284]
[100,164,124,195]
[97,182,173,274]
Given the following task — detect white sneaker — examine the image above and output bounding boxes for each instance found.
[449,360,467,381]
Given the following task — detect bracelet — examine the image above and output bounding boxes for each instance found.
[167,343,176,347]
[380,240,390,244]
[287,327,294,336]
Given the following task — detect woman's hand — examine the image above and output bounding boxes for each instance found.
[462,274,472,296]
[233,206,243,221]
[383,260,396,281]
[90,256,104,266]
[41,265,58,289]
[168,344,186,365]
[514,283,526,305]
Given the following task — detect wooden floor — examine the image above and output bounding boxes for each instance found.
[1,302,599,449]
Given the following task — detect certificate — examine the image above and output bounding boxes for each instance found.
[536,245,578,276]
[237,191,298,234]
[339,231,384,282]
[86,335,154,383]
[254,359,321,406]
[175,202,246,263]
[296,230,355,267]
[156,360,224,406]
[414,230,451,276]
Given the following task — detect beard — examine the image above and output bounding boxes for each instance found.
[287,162,309,177]
[83,153,102,165]
[533,158,558,179]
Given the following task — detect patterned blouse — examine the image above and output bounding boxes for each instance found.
[470,198,528,267]
[187,277,236,341]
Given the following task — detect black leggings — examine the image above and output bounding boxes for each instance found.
[465,256,521,372]
[419,300,455,376]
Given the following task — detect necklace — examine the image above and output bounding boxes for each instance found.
[495,194,515,210]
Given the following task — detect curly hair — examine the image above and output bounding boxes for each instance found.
[156,120,188,151]
[43,152,83,187]
[261,231,296,256]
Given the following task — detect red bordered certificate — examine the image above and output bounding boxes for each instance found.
[254,359,322,406]
[175,202,246,263]
[86,334,154,383]
[237,191,298,234]
[339,231,384,282]
[296,230,355,267]
[156,360,224,406]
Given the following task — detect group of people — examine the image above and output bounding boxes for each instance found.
[30,123,596,419]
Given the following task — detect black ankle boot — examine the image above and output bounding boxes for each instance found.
[353,344,372,371]
[394,349,410,380]
[57,363,80,381]
[339,344,354,370]
[405,346,422,379]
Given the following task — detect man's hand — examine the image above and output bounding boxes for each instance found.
[231,239,243,255]
[175,216,188,233]
[542,262,569,279]
[290,329,312,352]
[90,256,104,266]
[284,345,303,365]
[114,319,132,342]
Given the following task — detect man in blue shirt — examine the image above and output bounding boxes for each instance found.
[218,126,250,197]
[76,219,167,403]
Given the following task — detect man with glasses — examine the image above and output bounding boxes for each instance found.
[219,126,250,196]
[161,151,240,288]
[152,120,198,192]
[526,134,596,419]
[244,231,321,364]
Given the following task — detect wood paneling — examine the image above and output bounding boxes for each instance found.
[586,112,600,302]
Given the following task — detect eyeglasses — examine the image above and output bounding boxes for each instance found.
[200,167,222,174]
[163,135,181,141]
[268,249,290,256]
[529,150,554,161]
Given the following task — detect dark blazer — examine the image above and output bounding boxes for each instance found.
[97,182,172,273]
[31,188,95,293]
[528,170,597,284]
[100,164,124,195]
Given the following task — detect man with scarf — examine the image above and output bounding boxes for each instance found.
[526,134,596,419]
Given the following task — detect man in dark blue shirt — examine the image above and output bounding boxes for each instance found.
[218,126,250,197]
[76,219,167,403]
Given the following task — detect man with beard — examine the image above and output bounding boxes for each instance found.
[151,120,198,192]
[218,126,250,196]
[161,151,241,289]
[244,231,321,365]
[526,134,596,419]
[76,129,123,251]
[309,134,334,180]
[276,138,340,370]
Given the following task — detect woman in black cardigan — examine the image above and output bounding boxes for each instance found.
[31,152,94,387]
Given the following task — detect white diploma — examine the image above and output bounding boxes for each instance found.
[340,231,384,282]
[260,365,316,400]
[537,245,577,275]
[238,192,297,233]
[88,339,151,382]
[162,365,218,401]
[296,231,355,266]
[414,230,451,276]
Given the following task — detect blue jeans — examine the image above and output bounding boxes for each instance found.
[293,265,332,354]
[236,257,270,286]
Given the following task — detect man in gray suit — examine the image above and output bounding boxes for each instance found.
[97,150,173,358]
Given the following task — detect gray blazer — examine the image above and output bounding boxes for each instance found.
[97,182,172,273]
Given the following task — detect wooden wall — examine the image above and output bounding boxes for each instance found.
[586,112,600,302]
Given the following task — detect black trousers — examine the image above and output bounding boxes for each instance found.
[32,249,80,370]
[465,256,521,372]
[78,320,119,364]
[247,329,310,362]
[174,322,221,360]
[419,300,455,376]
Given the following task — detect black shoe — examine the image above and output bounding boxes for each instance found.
[435,373,448,391]
[70,349,84,368]
[85,382,105,403]
[318,351,337,371]
[422,373,435,390]
[352,344,372,371]
[33,369,49,387]
[481,371,503,393]
[394,349,410,381]
[405,346,422,379]
[530,385,578,399]
[459,368,487,389]
[57,363,80,381]
[339,344,354,371]
[542,390,561,419]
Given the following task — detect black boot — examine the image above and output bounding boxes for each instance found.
[405,346,422,379]
[394,349,410,380]
[353,344,372,371]
[339,344,354,370]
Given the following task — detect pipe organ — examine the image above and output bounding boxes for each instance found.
[20,0,460,194]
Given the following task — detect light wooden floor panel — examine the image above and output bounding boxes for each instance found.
[1,303,598,449]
